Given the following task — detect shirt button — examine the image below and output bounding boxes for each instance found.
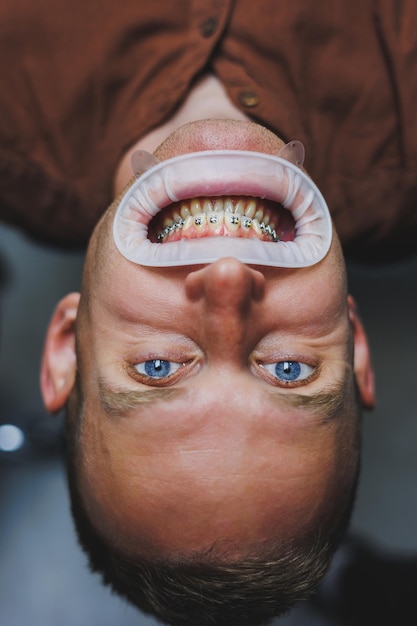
[200,17,218,38]
[238,91,260,108]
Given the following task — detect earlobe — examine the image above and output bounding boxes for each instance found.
[348,295,376,410]
[40,292,80,414]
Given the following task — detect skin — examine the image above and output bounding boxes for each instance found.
[41,77,375,561]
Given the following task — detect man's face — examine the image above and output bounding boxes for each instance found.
[42,120,374,559]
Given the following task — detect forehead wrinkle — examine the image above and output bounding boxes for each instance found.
[98,377,184,417]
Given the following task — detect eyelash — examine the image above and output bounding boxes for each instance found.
[130,358,189,386]
[258,360,317,386]
[134,359,182,378]
[131,357,316,387]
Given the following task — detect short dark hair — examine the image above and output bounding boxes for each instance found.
[64,376,359,626]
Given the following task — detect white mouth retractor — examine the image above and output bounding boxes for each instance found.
[113,145,332,268]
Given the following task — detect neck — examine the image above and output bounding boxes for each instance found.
[114,74,249,195]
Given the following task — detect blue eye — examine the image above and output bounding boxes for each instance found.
[262,361,314,383]
[134,359,182,379]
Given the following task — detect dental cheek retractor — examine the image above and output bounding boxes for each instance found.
[112,143,332,268]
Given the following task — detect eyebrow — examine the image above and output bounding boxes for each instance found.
[98,377,185,417]
[98,374,351,422]
[268,377,350,424]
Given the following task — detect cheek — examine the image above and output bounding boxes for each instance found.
[94,268,190,329]
[297,280,345,326]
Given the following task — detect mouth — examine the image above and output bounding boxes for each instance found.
[113,150,332,268]
[148,196,296,244]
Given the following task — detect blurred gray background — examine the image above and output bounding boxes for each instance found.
[1,222,416,626]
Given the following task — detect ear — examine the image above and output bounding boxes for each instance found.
[347,295,375,410]
[40,292,80,414]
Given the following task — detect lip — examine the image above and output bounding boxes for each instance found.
[113,150,332,268]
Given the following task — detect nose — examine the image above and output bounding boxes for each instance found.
[185,258,265,358]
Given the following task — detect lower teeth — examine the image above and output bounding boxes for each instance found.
[157,213,278,242]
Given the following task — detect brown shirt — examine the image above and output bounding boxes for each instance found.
[1,0,416,261]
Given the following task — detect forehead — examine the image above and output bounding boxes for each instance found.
[80,361,357,492]
[76,377,358,559]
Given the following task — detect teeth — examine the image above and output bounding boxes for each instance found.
[225,213,240,232]
[194,213,207,231]
[208,211,224,232]
[263,224,278,241]
[203,199,213,213]
[180,204,191,219]
[235,199,245,215]
[252,220,262,237]
[208,212,222,224]
[158,217,184,241]
[224,198,234,213]
[183,215,194,232]
[241,217,252,231]
[190,199,202,216]
[156,197,279,242]
[254,209,263,222]
[163,216,174,228]
[245,200,256,218]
